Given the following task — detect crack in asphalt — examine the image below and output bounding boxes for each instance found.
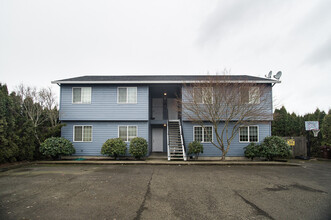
[134,169,154,220]
[291,183,327,193]
[265,183,327,193]
[234,190,274,220]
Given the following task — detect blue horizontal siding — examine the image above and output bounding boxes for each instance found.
[182,121,271,157]
[61,121,149,156]
[181,85,273,121]
[60,84,149,121]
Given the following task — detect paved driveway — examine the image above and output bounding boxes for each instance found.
[0,161,330,220]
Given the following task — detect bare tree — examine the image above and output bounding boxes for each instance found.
[179,75,272,160]
[39,87,59,127]
[16,84,59,143]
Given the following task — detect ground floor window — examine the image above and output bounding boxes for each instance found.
[119,125,137,142]
[194,126,213,143]
[74,125,92,142]
[239,126,258,142]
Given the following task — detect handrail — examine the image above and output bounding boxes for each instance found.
[178,120,187,161]
[167,120,170,160]
[168,119,187,161]
[179,119,186,152]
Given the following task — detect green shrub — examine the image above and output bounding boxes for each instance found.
[244,143,259,160]
[244,136,291,161]
[129,137,148,159]
[260,136,291,161]
[188,141,204,159]
[40,137,75,159]
[101,138,127,159]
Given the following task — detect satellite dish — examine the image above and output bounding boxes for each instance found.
[273,71,282,80]
[265,71,272,78]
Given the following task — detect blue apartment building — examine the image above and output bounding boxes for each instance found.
[52,75,278,160]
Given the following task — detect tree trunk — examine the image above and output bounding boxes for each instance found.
[34,128,41,145]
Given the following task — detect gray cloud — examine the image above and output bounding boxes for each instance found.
[306,38,331,66]
[294,0,331,66]
[196,0,284,47]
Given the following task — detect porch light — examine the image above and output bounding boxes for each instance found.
[163,124,167,127]
[164,92,167,96]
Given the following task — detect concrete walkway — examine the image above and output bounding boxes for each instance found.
[36,159,301,166]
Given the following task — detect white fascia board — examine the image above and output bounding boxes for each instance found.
[52,80,280,85]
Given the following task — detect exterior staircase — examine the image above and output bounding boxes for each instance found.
[167,120,187,161]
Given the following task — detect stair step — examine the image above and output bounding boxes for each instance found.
[167,120,186,161]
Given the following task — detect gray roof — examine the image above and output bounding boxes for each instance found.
[52,75,279,84]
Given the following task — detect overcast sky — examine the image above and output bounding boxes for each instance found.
[1,0,330,115]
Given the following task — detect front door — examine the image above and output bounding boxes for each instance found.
[152,128,163,152]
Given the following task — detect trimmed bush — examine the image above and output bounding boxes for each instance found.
[40,137,75,159]
[244,136,291,161]
[188,141,204,159]
[101,138,127,159]
[129,137,148,159]
[260,136,291,160]
[244,143,259,160]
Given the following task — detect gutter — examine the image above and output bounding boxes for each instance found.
[52,80,281,85]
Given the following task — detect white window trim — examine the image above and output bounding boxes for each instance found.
[239,125,259,143]
[73,125,93,142]
[117,87,137,104]
[72,87,92,104]
[193,87,214,104]
[193,125,213,143]
[118,125,138,142]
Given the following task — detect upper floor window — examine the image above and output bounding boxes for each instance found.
[241,87,260,104]
[239,125,258,142]
[72,87,91,104]
[74,125,92,142]
[119,125,137,142]
[118,87,137,104]
[194,126,213,143]
[193,87,213,104]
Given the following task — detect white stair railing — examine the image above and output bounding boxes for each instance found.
[168,120,186,161]
[167,120,170,161]
[178,120,187,161]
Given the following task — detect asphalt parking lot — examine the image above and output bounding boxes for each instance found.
[0,161,330,220]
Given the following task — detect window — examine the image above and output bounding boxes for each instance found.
[241,87,260,104]
[72,87,91,104]
[239,126,258,142]
[249,87,260,104]
[194,126,213,143]
[118,87,137,104]
[74,125,92,142]
[119,125,137,142]
[193,87,213,104]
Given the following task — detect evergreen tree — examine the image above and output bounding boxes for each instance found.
[0,84,19,162]
[272,106,289,136]
[321,110,331,146]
